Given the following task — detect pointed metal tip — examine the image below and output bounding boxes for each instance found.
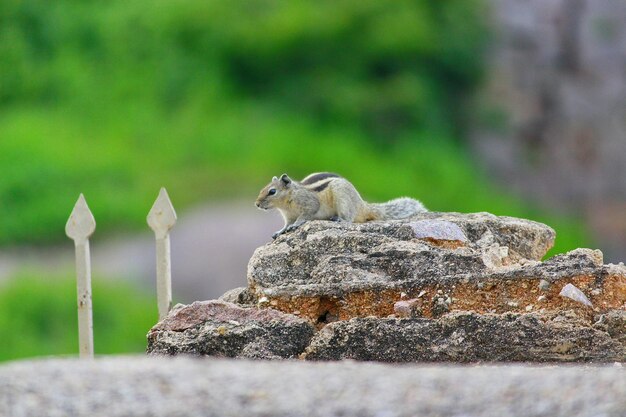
[147,187,177,237]
[66,194,96,241]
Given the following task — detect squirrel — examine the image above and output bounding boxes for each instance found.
[255,172,427,239]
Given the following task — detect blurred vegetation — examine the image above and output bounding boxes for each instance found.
[0,0,589,252]
[0,0,592,362]
[0,274,156,361]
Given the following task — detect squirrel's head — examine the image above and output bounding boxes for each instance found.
[255,174,292,210]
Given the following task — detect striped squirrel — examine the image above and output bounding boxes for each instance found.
[255,172,427,239]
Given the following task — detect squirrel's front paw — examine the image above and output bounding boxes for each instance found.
[272,230,284,239]
[284,224,299,233]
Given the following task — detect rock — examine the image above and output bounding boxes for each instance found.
[409,219,468,246]
[149,212,625,364]
[303,311,626,362]
[249,216,528,291]
[393,298,424,318]
[1,356,625,417]
[559,283,593,307]
[147,300,314,359]
[218,286,256,306]
[594,310,626,344]
[431,296,451,318]
[249,213,555,295]
[247,213,623,323]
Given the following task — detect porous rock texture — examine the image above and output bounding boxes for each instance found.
[147,300,314,359]
[249,212,556,298]
[303,312,625,362]
[2,357,625,417]
[148,212,626,363]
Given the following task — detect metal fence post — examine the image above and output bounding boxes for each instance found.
[65,194,96,359]
[147,188,177,321]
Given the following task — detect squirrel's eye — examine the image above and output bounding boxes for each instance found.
[268,188,277,196]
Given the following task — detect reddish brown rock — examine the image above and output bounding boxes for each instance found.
[147,300,314,359]
[394,297,425,318]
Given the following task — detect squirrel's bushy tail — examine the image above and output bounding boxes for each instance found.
[370,197,427,220]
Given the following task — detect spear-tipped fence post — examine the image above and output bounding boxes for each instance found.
[147,188,177,321]
[65,194,96,359]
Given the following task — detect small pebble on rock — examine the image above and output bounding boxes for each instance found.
[559,283,593,307]
[539,280,551,291]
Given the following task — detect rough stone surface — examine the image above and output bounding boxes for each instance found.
[303,311,626,362]
[218,286,256,305]
[409,219,468,244]
[595,309,626,344]
[247,213,623,324]
[249,212,556,297]
[1,356,625,417]
[150,213,625,363]
[147,300,314,359]
[393,297,425,318]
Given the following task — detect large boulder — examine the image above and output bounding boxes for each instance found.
[149,212,625,363]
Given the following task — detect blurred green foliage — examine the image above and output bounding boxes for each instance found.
[0,274,156,361]
[0,0,593,362]
[0,0,588,254]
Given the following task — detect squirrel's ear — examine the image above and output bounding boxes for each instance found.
[280,174,292,186]
[272,176,278,182]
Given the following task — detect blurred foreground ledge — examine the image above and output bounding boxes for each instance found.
[0,356,624,417]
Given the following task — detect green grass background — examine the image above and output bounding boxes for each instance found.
[0,274,156,361]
